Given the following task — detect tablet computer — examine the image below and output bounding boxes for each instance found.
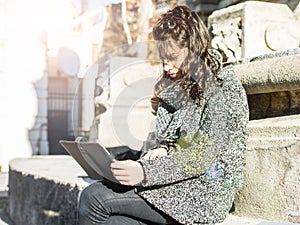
[59,138,119,183]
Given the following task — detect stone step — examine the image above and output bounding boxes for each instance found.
[248,114,300,138]
[218,215,300,225]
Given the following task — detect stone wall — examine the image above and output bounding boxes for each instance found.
[234,115,300,223]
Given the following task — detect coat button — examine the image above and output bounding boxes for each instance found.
[180,130,187,137]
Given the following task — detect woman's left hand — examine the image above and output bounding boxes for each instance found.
[141,148,168,160]
[111,160,145,186]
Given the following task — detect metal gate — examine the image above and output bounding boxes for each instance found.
[48,77,83,155]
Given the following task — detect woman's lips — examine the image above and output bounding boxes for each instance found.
[169,73,177,78]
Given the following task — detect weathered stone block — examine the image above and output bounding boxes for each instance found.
[234,115,300,223]
[208,1,298,62]
[8,156,90,225]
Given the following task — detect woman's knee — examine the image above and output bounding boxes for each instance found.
[79,182,118,213]
[80,183,98,203]
[78,182,112,224]
[79,182,104,213]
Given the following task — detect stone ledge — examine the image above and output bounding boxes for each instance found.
[9,156,90,189]
[218,215,300,225]
[234,54,300,95]
[248,114,300,138]
[247,114,300,153]
[8,156,93,225]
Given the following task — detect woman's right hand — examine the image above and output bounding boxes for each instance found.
[142,148,168,160]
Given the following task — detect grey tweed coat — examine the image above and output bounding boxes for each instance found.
[137,65,249,225]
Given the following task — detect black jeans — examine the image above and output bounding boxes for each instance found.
[78,180,176,225]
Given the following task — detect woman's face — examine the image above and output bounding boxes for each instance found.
[160,41,187,79]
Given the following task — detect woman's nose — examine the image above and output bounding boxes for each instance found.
[163,62,173,72]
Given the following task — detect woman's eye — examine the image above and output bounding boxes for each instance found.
[171,52,179,57]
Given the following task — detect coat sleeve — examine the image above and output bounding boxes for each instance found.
[139,155,197,187]
[199,66,249,180]
[218,68,249,178]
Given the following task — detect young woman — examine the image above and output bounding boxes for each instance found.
[78,5,249,225]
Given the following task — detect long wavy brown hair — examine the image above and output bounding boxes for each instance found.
[151,5,221,114]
